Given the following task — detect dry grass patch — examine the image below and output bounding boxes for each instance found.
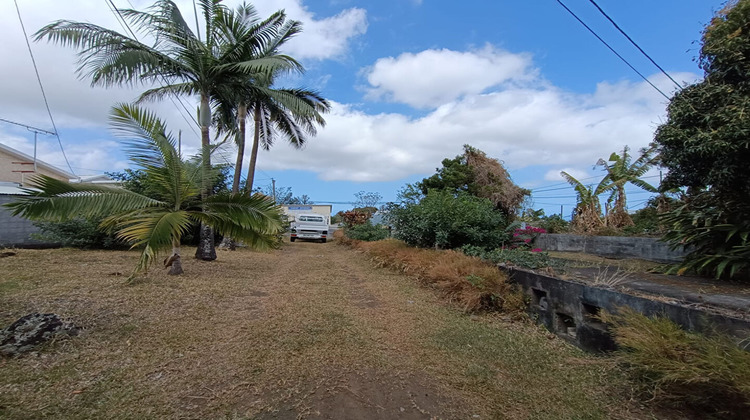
[337,235,524,312]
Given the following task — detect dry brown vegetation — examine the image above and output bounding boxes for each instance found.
[1,243,670,419]
[335,232,524,313]
[464,146,528,216]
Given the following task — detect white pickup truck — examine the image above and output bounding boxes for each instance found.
[290,214,329,243]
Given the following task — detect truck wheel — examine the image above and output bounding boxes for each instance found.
[290,237,296,242]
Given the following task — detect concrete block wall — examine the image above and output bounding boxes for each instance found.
[506,267,750,352]
[0,195,56,248]
[535,233,687,263]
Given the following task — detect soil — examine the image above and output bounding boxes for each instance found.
[0,243,664,419]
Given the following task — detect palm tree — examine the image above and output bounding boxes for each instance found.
[34,0,299,260]
[5,104,282,278]
[596,146,657,228]
[560,171,609,232]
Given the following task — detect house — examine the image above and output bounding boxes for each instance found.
[0,142,75,186]
[280,204,333,225]
[0,142,116,247]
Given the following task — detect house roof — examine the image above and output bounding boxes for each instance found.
[0,142,75,180]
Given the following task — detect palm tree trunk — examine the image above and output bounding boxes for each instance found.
[167,238,183,275]
[221,103,248,251]
[196,92,217,261]
[246,105,262,195]
[232,103,247,194]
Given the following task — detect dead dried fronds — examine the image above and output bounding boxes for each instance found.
[464,145,528,217]
[592,267,631,288]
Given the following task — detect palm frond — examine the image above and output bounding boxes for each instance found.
[192,192,282,249]
[4,175,161,221]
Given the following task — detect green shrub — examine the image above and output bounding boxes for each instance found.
[33,217,124,249]
[386,190,508,249]
[345,222,390,242]
[602,309,750,416]
[461,245,552,270]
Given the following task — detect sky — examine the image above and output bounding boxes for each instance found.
[0,0,726,216]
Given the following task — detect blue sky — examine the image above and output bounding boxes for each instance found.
[0,0,725,215]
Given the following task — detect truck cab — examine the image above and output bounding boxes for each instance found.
[290,214,329,243]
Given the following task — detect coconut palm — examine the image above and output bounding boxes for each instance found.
[34,0,299,260]
[4,104,282,278]
[596,146,657,228]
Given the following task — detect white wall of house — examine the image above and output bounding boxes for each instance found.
[280,205,332,225]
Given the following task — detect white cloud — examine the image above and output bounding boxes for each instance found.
[545,168,588,182]
[364,45,536,108]
[253,71,695,182]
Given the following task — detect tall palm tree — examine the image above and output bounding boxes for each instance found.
[596,146,657,228]
[210,3,330,195]
[34,0,299,260]
[5,104,282,278]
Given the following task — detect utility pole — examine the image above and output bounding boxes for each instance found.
[560,204,563,218]
[271,178,276,203]
[178,130,182,156]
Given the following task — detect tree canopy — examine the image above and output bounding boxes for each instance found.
[652,0,750,278]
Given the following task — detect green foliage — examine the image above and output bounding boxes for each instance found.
[461,245,552,270]
[520,209,570,234]
[344,222,390,242]
[5,105,282,276]
[32,217,124,249]
[603,308,750,415]
[652,1,750,279]
[386,190,508,250]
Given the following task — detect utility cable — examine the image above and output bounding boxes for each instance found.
[586,0,682,89]
[13,0,77,176]
[555,0,671,100]
[105,0,201,136]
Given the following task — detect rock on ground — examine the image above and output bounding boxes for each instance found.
[0,313,78,357]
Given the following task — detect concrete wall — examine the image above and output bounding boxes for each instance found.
[535,233,687,263]
[506,266,750,353]
[0,195,57,248]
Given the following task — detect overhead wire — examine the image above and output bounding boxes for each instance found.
[586,0,682,90]
[13,0,76,177]
[105,0,201,138]
[555,0,671,100]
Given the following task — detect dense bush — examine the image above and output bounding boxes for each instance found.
[602,309,750,417]
[386,190,508,250]
[345,222,390,242]
[33,217,124,249]
[461,245,552,270]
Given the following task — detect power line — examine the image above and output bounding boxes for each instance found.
[13,0,76,177]
[105,0,201,137]
[555,0,671,100]
[586,0,682,90]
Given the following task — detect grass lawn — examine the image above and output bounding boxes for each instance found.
[0,243,660,419]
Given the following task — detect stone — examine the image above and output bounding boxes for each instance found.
[0,313,79,357]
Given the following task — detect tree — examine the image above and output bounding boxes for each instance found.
[652,0,750,278]
[595,146,657,228]
[35,0,298,261]
[354,191,382,209]
[4,105,282,278]
[416,145,529,218]
[210,4,329,195]
[560,171,608,233]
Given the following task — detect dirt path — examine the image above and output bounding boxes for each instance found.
[1,242,651,419]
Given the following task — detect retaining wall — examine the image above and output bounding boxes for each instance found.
[535,233,686,263]
[505,266,750,353]
[0,195,56,248]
